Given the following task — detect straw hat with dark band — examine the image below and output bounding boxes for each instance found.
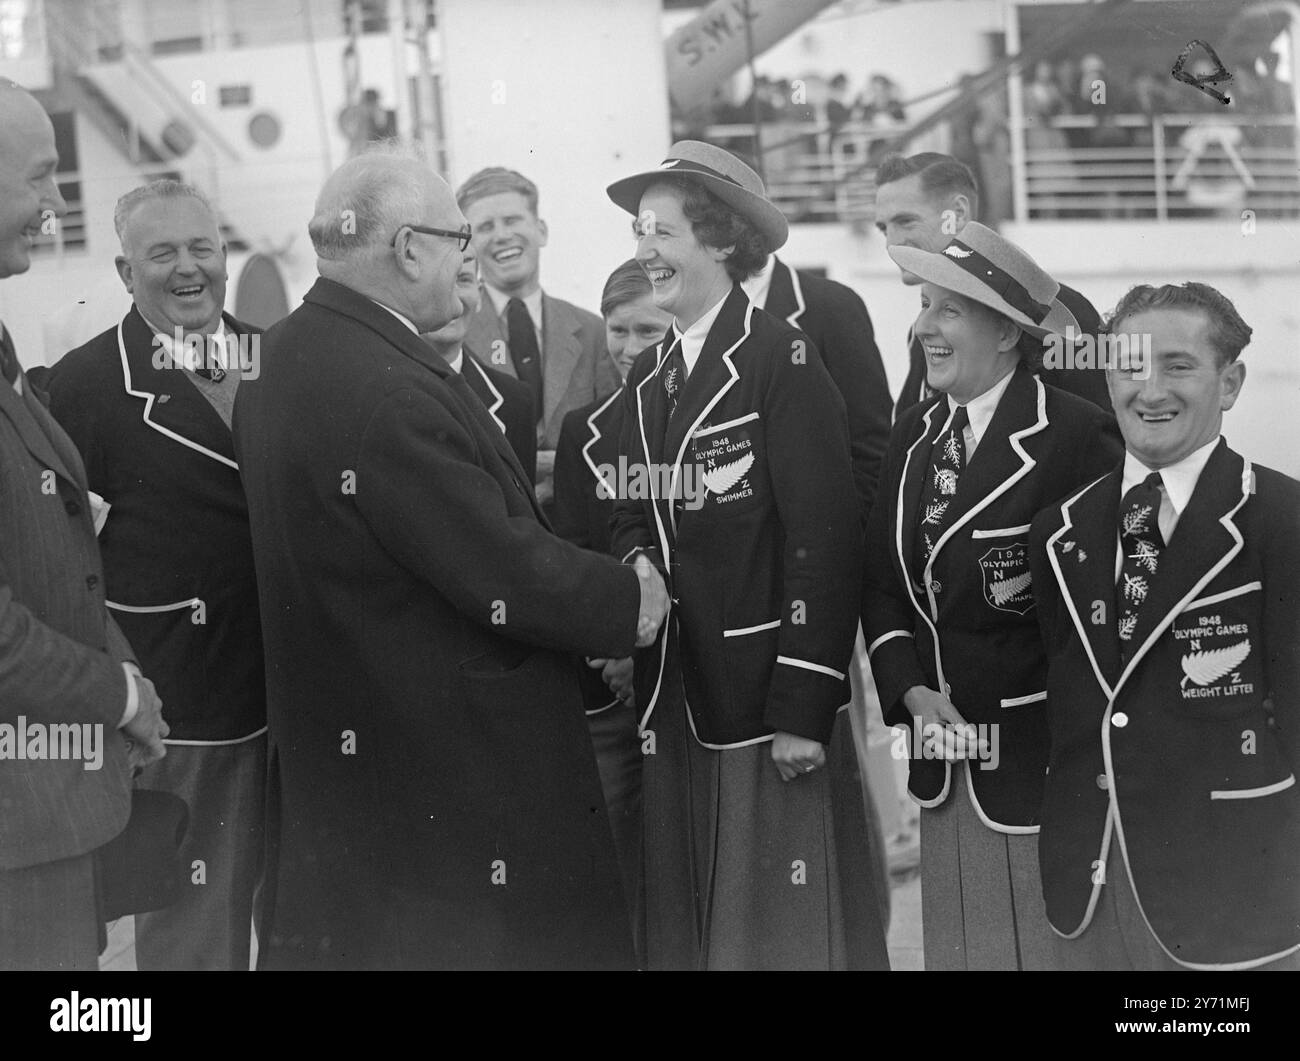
[889,222,1080,339]
[607,140,789,252]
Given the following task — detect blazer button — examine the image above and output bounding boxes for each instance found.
[1111,712,1129,728]
[85,574,99,591]
[65,498,81,516]
[929,579,942,593]
[1096,773,1109,791]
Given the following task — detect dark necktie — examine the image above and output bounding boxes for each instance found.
[661,337,686,420]
[0,325,19,386]
[506,298,543,416]
[914,404,969,573]
[1117,471,1165,657]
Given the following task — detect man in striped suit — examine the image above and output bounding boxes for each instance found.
[0,79,167,970]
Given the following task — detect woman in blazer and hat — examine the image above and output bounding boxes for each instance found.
[606,141,888,970]
[860,222,1123,970]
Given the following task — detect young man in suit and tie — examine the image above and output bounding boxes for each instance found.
[1030,282,1300,969]
[0,79,167,970]
[875,152,1111,418]
[420,247,537,481]
[456,167,619,508]
[45,179,266,971]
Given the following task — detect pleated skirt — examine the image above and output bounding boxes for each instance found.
[919,764,1069,970]
[641,668,890,971]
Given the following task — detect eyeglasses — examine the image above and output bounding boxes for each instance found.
[394,222,472,251]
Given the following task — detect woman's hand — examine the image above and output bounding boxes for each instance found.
[902,685,988,760]
[771,730,827,782]
[600,657,635,707]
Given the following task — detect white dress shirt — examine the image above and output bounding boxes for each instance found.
[673,291,730,377]
[1114,435,1220,578]
[447,348,464,373]
[485,284,543,350]
[946,367,1016,461]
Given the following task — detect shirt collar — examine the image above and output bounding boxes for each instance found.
[739,255,777,309]
[143,313,233,375]
[947,367,1015,445]
[485,284,543,331]
[447,348,464,373]
[672,290,730,372]
[1122,435,1220,517]
[369,299,419,334]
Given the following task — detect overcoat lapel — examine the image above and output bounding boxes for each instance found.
[304,280,545,524]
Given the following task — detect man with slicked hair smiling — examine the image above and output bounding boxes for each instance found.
[232,144,668,969]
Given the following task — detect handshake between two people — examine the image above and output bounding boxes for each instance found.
[585,553,670,710]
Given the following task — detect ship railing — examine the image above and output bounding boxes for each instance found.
[696,112,1299,225]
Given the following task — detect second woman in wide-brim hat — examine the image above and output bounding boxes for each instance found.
[861,222,1124,970]
[606,141,888,970]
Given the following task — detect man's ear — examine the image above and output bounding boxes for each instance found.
[115,255,134,293]
[536,216,549,248]
[953,193,974,227]
[1220,359,1246,412]
[708,243,735,264]
[392,229,420,279]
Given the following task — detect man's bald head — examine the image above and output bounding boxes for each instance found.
[307,144,467,333]
[0,81,67,278]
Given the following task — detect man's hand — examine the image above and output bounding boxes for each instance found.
[772,730,827,781]
[633,553,669,648]
[123,672,168,771]
[901,684,987,760]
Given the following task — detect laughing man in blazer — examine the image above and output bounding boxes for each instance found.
[46,179,267,971]
[1030,282,1300,970]
[456,167,619,508]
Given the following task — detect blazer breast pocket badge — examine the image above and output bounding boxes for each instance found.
[1173,607,1258,702]
[978,540,1034,615]
[692,415,759,508]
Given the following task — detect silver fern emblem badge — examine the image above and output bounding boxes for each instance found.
[702,452,755,496]
[943,245,973,259]
[988,571,1031,607]
[1180,639,1251,687]
[942,434,962,465]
